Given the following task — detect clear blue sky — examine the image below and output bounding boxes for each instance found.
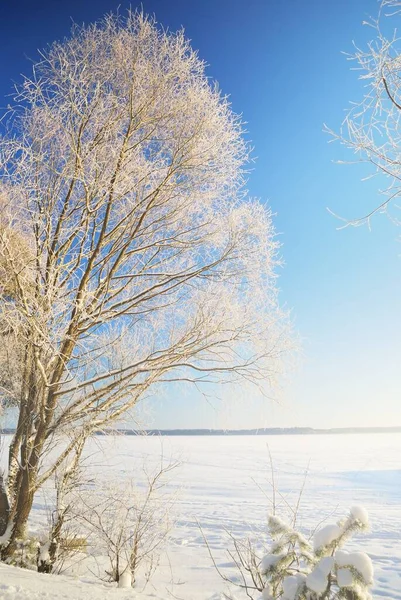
[1,0,400,429]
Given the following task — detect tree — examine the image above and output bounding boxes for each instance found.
[327,0,401,230]
[0,12,289,557]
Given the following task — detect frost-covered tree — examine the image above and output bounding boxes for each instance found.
[215,506,374,599]
[0,12,289,557]
[328,0,401,231]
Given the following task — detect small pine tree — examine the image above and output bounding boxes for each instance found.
[259,506,373,600]
[210,505,374,600]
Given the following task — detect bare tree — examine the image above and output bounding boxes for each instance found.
[75,456,180,587]
[327,0,401,230]
[0,11,290,558]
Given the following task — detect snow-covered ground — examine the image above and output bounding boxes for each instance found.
[1,433,400,599]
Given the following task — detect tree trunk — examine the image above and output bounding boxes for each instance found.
[37,510,65,573]
[0,474,9,537]
[1,464,35,559]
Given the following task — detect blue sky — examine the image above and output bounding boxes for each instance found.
[1,0,400,429]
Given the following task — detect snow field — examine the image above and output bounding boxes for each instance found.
[0,433,400,599]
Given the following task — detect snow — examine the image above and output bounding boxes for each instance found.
[335,550,374,584]
[260,584,273,599]
[118,570,132,589]
[306,567,328,594]
[39,544,50,563]
[337,567,354,588]
[313,523,342,550]
[0,432,400,599]
[350,505,370,527]
[0,563,135,599]
[282,574,305,599]
[0,523,12,546]
[260,553,282,573]
[316,556,335,576]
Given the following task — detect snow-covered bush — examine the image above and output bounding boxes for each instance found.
[214,506,373,600]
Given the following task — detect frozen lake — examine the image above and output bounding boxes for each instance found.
[1,432,401,599]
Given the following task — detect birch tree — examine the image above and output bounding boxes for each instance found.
[0,12,289,557]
